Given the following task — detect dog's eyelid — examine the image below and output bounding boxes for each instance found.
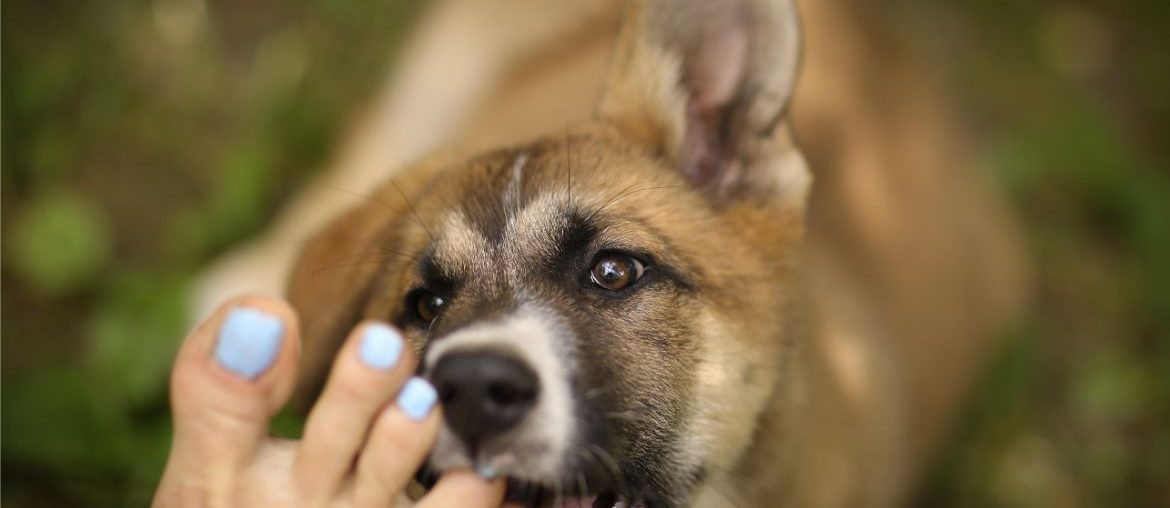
[584,225,669,265]
[589,247,653,266]
[413,252,462,294]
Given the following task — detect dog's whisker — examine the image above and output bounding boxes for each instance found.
[553,475,565,508]
[565,130,574,206]
[584,184,682,223]
[308,248,412,278]
[312,182,402,214]
[576,470,588,498]
[308,243,419,274]
[389,178,434,242]
[605,411,637,422]
[370,245,421,264]
[424,315,439,337]
[576,447,625,499]
[588,444,627,494]
[584,385,610,400]
[583,181,640,223]
[508,152,529,217]
[310,259,382,277]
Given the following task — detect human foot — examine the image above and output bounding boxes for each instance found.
[153,295,506,507]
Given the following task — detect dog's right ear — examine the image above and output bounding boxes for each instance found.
[599,0,807,205]
[286,194,399,411]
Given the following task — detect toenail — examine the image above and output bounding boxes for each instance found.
[215,307,284,379]
[396,377,438,421]
[358,323,404,370]
[477,463,498,479]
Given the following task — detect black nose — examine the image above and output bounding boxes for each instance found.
[430,351,539,448]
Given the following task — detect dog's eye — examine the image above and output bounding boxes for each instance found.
[590,255,645,291]
[414,291,447,322]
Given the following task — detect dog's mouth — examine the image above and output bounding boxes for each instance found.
[500,479,645,508]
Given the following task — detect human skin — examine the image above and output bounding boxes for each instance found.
[152,294,513,508]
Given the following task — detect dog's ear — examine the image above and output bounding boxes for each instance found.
[599,0,808,204]
[286,196,399,411]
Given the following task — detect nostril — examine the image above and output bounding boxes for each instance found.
[437,383,457,404]
[487,381,535,407]
[488,383,516,406]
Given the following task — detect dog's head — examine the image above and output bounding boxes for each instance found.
[291,1,807,506]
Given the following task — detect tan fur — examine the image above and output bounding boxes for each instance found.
[199,0,1026,506]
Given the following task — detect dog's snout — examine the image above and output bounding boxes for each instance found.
[431,351,539,447]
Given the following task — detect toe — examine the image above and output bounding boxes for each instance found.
[350,377,442,508]
[158,296,301,500]
[294,322,416,502]
[414,470,506,508]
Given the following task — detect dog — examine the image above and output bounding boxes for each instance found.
[195,0,1026,506]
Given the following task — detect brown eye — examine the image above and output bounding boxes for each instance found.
[415,292,446,322]
[590,255,645,291]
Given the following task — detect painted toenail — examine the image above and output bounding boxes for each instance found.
[215,308,284,379]
[477,463,498,479]
[397,377,438,421]
[358,323,404,370]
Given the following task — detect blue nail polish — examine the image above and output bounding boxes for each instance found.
[215,308,284,379]
[477,464,498,479]
[397,377,438,421]
[358,324,404,370]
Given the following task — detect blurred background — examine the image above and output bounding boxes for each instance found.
[2,0,1167,506]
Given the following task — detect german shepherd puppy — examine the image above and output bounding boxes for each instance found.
[197,0,1026,506]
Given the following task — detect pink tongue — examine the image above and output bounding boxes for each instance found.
[550,496,600,508]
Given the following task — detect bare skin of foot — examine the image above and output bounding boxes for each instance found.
[153,295,507,507]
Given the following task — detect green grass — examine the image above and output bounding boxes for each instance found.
[2,0,1167,506]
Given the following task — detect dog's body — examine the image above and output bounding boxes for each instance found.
[195,1,1025,506]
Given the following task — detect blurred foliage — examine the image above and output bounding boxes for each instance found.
[891,1,1170,507]
[7,190,114,296]
[2,0,422,505]
[1,0,1168,507]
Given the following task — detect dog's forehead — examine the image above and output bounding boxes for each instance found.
[432,193,568,274]
[430,151,573,273]
[418,136,702,281]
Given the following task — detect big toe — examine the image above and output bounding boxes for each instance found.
[165,295,301,474]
